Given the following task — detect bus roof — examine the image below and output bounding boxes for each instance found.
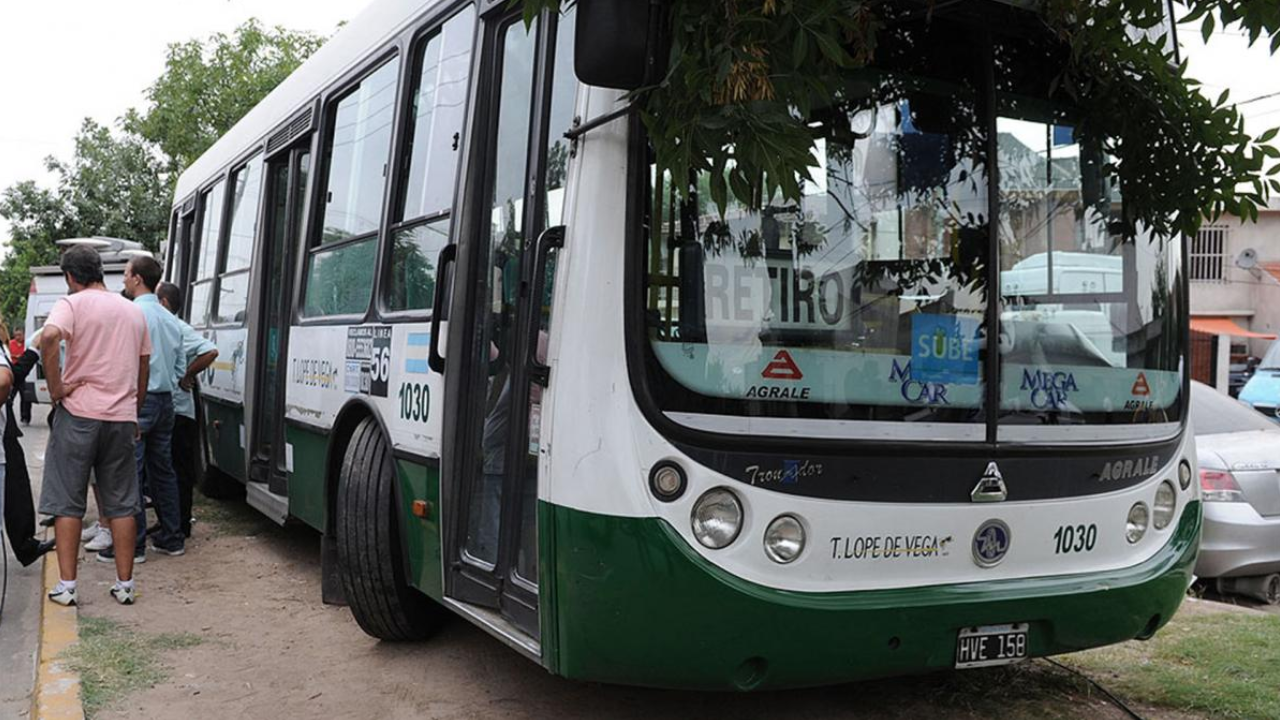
[173,0,442,203]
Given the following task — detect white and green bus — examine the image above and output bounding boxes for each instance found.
[165,0,1199,689]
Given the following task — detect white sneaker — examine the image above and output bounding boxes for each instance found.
[49,584,77,607]
[85,526,114,552]
[110,583,136,605]
[80,521,101,542]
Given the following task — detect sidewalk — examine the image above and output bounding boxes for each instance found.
[0,406,53,718]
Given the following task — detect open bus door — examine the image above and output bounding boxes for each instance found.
[248,139,312,507]
[438,5,575,642]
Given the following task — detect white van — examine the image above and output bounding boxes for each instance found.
[24,237,151,405]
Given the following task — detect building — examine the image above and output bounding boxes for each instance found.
[1188,198,1280,392]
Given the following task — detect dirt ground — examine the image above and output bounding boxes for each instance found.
[67,495,1219,720]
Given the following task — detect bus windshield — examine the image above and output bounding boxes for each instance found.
[638,14,1184,442]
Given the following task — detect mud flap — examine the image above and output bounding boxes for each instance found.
[321,531,347,606]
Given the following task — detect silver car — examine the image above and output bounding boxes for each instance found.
[1191,381,1280,602]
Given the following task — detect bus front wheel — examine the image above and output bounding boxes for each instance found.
[336,417,444,641]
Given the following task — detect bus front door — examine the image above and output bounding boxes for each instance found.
[443,7,575,641]
[251,144,310,495]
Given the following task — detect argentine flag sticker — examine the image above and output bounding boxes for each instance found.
[405,333,431,374]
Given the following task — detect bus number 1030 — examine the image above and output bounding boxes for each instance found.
[1052,523,1097,554]
[398,382,430,422]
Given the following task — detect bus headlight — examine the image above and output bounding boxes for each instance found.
[763,515,805,564]
[1153,481,1176,530]
[1126,502,1149,544]
[691,488,743,549]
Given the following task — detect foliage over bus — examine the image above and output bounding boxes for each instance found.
[524,0,1280,240]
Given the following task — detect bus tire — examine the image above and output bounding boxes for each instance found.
[336,416,443,641]
[199,464,243,500]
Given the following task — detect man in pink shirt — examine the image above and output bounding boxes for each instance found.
[40,245,151,607]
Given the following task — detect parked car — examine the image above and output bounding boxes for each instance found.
[1238,341,1280,421]
[1228,356,1260,398]
[1191,381,1280,603]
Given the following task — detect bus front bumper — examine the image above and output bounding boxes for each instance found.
[543,500,1202,690]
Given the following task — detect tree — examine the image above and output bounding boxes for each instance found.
[0,19,328,326]
[0,180,74,327]
[525,0,1280,240]
[51,119,171,250]
[0,119,170,324]
[125,19,327,174]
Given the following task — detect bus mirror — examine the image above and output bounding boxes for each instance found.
[574,0,665,90]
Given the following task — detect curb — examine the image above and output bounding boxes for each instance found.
[32,533,84,720]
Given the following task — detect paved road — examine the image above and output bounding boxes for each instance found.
[0,404,52,719]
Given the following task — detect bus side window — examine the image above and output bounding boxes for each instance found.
[189,180,227,327]
[301,56,400,318]
[384,5,476,315]
[215,155,264,325]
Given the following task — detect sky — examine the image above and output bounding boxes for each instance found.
[0,0,371,245]
[1,2,1278,247]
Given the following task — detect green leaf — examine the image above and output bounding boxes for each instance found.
[792,30,808,67]
[812,29,847,66]
[1202,13,1216,43]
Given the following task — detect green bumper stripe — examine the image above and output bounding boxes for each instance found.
[548,500,1202,690]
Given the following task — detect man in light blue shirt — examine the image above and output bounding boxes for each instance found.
[157,282,217,538]
[103,255,188,562]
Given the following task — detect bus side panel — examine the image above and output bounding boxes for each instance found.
[286,424,329,532]
[204,398,247,482]
[395,458,443,601]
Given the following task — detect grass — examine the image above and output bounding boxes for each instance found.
[1064,609,1280,719]
[63,615,203,718]
[873,661,1119,720]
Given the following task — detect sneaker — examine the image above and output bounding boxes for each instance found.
[97,546,146,564]
[48,584,77,607]
[149,542,186,557]
[85,526,114,552]
[80,521,102,542]
[109,583,136,605]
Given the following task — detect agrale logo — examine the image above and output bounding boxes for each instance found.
[1099,456,1159,482]
[762,350,803,380]
[972,519,1011,567]
[747,350,811,400]
[1131,373,1151,396]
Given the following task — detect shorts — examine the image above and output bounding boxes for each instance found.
[39,408,140,519]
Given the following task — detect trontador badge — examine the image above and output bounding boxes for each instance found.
[971,461,1008,503]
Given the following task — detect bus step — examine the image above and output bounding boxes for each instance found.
[246,482,289,526]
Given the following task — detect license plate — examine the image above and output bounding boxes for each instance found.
[955,623,1029,669]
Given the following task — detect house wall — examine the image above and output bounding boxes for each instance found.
[1189,207,1280,359]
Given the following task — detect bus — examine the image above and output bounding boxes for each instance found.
[164,0,1199,689]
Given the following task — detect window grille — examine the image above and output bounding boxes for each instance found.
[1190,226,1228,282]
